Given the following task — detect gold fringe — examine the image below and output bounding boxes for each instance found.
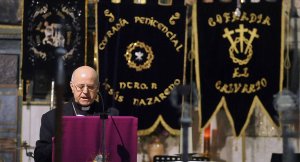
[138,115,180,136]
[280,0,286,92]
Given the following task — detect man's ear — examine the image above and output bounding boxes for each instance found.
[70,82,73,92]
[96,87,99,94]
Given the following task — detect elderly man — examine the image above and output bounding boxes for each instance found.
[34,66,102,162]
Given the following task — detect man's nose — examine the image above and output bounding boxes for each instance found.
[82,85,89,93]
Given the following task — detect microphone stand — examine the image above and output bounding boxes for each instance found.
[181,102,192,162]
[97,92,108,162]
[274,89,298,162]
[99,112,108,162]
[170,84,197,162]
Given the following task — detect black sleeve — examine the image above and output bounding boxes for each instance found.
[34,112,55,162]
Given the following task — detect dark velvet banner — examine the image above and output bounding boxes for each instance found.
[22,0,86,80]
[98,0,186,135]
[196,0,284,136]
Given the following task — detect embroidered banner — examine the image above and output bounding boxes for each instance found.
[196,0,284,136]
[22,0,86,80]
[98,0,186,135]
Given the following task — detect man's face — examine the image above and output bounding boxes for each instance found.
[70,69,99,106]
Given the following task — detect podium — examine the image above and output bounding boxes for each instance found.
[53,116,138,162]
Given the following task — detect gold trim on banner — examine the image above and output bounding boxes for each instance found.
[133,0,147,5]
[94,0,99,72]
[158,0,173,6]
[201,92,282,138]
[283,0,291,88]
[197,1,285,137]
[201,97,236,136]
[85,0,88,65]
[20,0,25,101]
[111,0,121,3]
[0,25,21,30]
[240,97,280,137]
[138,115,180,136]
[280,0,286,92]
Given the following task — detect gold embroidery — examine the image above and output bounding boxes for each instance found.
[124,41,154,72]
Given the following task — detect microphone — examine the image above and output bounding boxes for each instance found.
[170,84,198,109]
[97,91,106,112]
[98,91,108,120]
[98,92,120,116]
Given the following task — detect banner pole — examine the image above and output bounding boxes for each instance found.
[17,66,23,162]
[94,0,99,71]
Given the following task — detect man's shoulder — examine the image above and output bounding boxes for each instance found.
[42,108,55,117]
[42,102,74,117]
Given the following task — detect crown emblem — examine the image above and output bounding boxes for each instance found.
[223,24,259,65]
[124,41,154,72]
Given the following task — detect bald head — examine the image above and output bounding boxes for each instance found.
[70,66,99,106]
[71,66,99,83]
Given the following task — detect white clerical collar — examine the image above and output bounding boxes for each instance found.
[81,106,90,111]
[72,102,91,116]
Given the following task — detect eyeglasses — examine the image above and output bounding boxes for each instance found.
[72,83,98,92]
